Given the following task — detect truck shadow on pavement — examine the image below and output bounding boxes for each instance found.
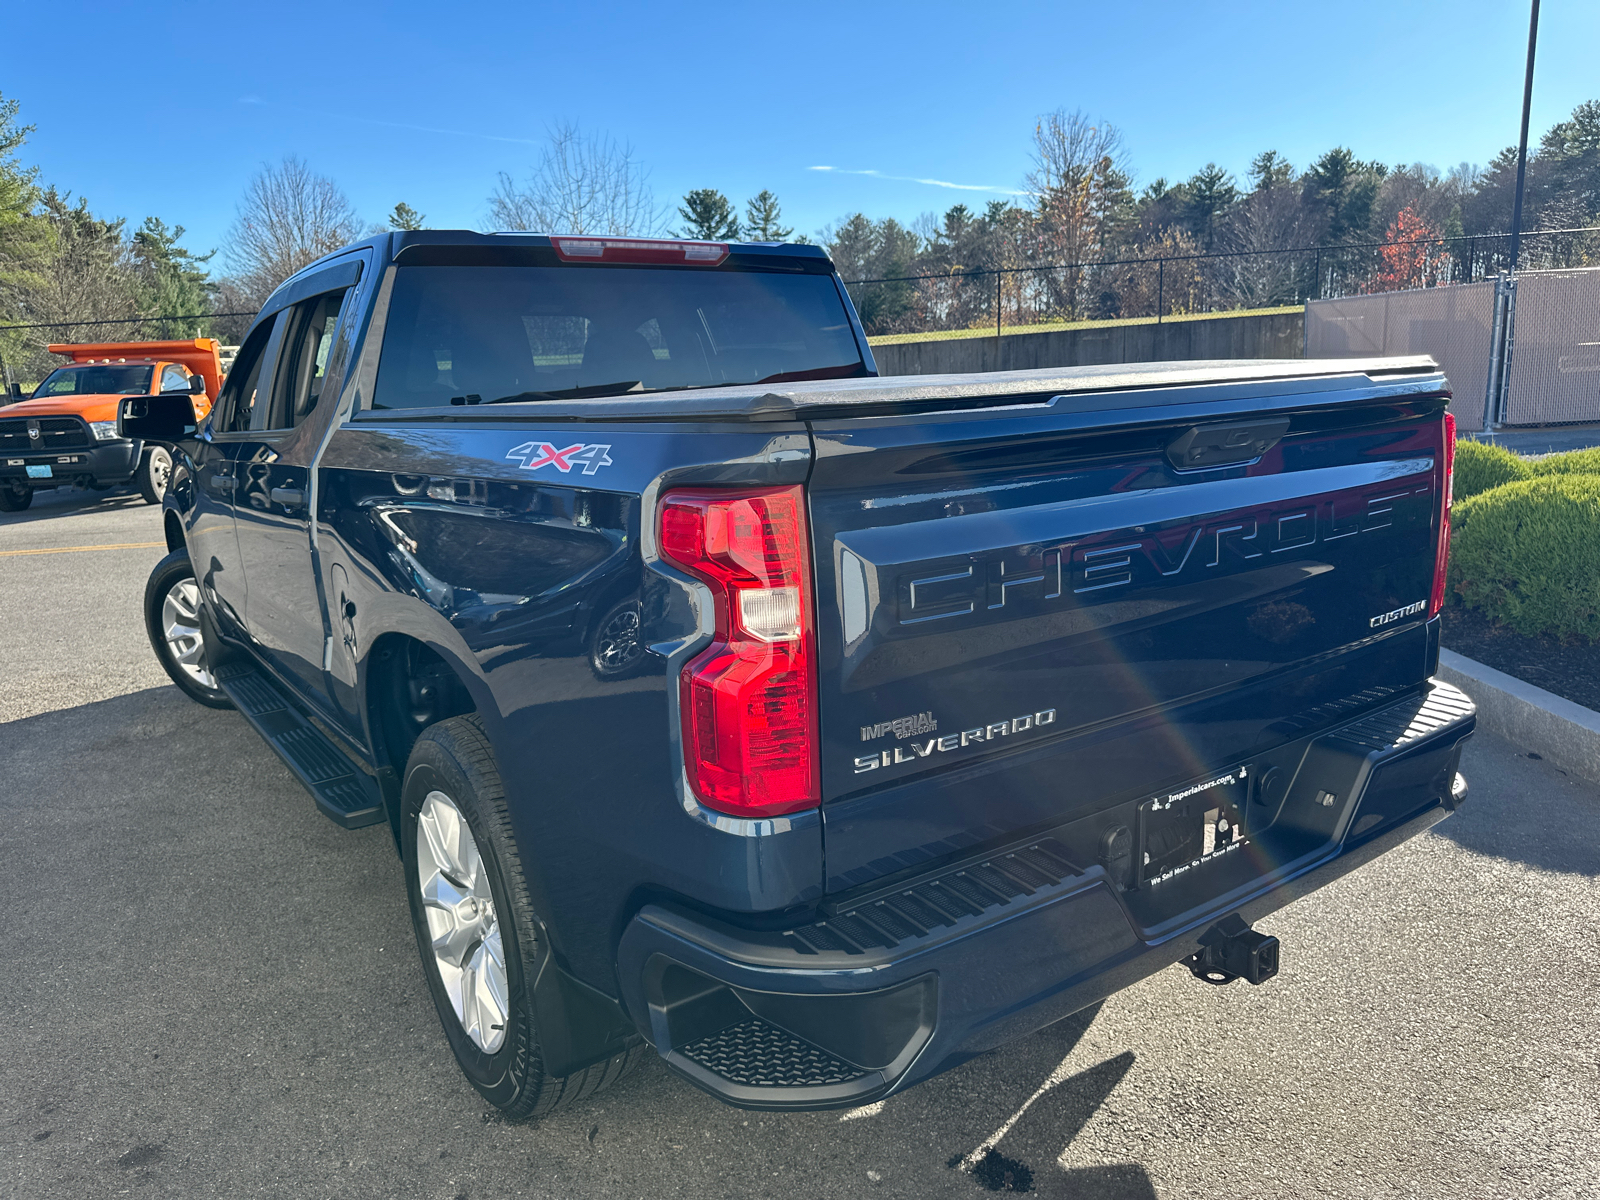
[0,686,1156,1199]
[0,485,150,526]
[1432,738,1600,877]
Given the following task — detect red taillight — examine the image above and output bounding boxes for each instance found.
[1429,411,1457,618]
[551,236,729,265]
[658,486,819,818]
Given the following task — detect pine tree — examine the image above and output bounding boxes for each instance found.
[0,91,48,314]
[131,218,214,322]
[677,189,740,240]
[742,190,792,241]
[388,202,425,231]
[1248,151,1295,193]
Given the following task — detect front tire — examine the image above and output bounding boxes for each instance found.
[402,715,642,1119]
[144,550,233,708]
[137,446,172,505]
[0,483,32,512]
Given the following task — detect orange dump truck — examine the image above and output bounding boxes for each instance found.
[0,339,223,512]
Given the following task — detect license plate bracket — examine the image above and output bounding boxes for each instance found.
[1137,768,1249,887]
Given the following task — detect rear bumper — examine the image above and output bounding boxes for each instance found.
[617,678,1475,1110]
[0,439,140,486]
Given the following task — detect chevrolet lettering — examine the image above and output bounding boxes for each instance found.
[128,229,1472,1124]
[898,478,1433,627]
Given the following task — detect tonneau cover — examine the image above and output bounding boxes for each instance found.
[362,356,1443,424]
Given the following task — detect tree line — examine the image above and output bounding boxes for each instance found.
[824,102,1600,334]
[2,90,1596,382]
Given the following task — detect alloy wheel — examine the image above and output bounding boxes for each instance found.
[416,790,509,1054]
[160,578,217,689]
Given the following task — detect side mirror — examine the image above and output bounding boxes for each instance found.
[190,374,207,395]
[119,394,199,444]
[6,383,21,401]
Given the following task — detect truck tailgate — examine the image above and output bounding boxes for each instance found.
[808,368,1450,893]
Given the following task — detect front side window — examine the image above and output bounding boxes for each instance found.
[211,319,277,434]
[160,364,190,392]
[33,364,154,398]
[370,265,865,410]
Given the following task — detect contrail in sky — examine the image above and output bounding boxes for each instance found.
[807,166,1027,196]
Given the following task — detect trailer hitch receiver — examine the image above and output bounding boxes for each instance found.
[1183,915,1280,986]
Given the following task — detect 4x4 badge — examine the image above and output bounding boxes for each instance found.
[506,441,613,475]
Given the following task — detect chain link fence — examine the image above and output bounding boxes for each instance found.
[846,226,1600,343]
[1306,268,1600,430]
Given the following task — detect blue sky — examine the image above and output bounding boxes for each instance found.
[6,0,1597,268]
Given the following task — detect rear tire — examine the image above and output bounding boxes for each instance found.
[137,446,172,505]
[0,483,32,512]
[144,549,233,709]
[402,715,643,1119]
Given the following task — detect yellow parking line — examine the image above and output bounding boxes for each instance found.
[0,541,167,558]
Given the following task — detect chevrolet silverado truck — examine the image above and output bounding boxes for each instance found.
[0,339,220,512]
[123,231,1475,1118]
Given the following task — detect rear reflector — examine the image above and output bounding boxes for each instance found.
[659,486,819,818]
[1429,411,1457,618]
[551,237,729,266]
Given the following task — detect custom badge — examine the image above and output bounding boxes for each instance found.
[506,441,614,475]
[1369,600,1426,628]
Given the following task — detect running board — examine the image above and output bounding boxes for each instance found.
[215,663,385,829]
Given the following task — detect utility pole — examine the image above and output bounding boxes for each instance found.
[1485,0,1540,433]
[1508,0,1540,273]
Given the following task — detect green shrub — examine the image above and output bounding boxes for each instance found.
[1449,473,1600,641]
[1452,438,1531,501]
[1528,445,1600,477]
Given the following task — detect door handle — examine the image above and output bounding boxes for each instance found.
[270,486,305,508]
[207,474,236,493]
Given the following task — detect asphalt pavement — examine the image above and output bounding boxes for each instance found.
[2,485,1597,1200]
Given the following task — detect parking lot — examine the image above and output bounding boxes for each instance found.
[2,487,1597,1200]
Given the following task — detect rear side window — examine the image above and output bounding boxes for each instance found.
[370,265,864,409]
[265,289,348,430]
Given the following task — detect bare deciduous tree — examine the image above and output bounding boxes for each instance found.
[224,156,362,308]
[1025,109,1134,317]
[1211,186,1315,308]
[488,123,666,236]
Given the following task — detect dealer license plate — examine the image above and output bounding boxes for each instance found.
[1137,767,1249,886]
[25,465,52,479]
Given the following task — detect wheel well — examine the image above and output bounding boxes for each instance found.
[164,509,184,552]
[365,634,478,783]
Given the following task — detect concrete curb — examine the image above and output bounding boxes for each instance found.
[1437,647,1600,784]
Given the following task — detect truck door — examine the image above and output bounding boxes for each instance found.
[232,266,362,709]
[187,315,285,633]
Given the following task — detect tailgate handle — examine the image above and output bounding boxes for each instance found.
[1167,418,1290,471]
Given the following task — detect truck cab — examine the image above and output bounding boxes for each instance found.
[0,339,222,512]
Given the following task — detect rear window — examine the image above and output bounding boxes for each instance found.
[33,364,154,398]
[370,265,865,409]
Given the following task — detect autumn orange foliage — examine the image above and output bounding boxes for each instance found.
[1369,207,1444,292]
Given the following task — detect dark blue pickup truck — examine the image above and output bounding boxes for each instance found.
[124,231,1474,1118]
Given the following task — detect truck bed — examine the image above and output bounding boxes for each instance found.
[358,356,1443,424]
